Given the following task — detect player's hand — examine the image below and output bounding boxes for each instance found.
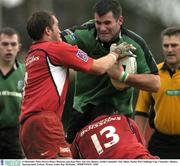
[108,63,129,82]
[110,42,136,59]
[109,64,130,90]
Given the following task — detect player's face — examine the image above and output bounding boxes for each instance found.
[0,34,20,64]
[162,35,180,68]
[94,11,123,43]
[50,15,62,41]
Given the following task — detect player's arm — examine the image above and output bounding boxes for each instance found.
[134,90,152,135]
[128,118,146,145]
[125,72,160,92]
[70,140,81,159]
[108,63,160,92]
[89,42,135,75]
[135,115,148,136]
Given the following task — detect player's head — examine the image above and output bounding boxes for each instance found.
[84,103,118,123]
[27,11,61,41]
[93,0,122,19]
[161,26,180,68]
[0,27,20,43]
[0,27,21,63]
[93,0,123,43]
[161,26,180,38]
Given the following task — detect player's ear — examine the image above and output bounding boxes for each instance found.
[18,43,22,52]
[44,26,52,36]
[117,16,123,26]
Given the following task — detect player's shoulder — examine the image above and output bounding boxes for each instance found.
[17,61,24,68]
[62,20,95,35]
[16,61,25,73]
[122,27,148,48]
[62,20,96,44]
[81,19,95,30]
[157,62,164,70]
[122,27,145,42]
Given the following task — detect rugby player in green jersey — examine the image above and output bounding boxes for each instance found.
[62,0,160,143]
[0,27,25,158]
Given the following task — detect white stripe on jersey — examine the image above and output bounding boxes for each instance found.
[46,56,67,96]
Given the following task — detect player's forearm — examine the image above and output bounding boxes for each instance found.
[134,115,148,135]
[90,53,118,75]
[125,74,160,92]
[89,42,136,75]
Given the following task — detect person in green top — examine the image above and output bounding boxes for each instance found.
[62,0,160,143]
[0,27,25,158]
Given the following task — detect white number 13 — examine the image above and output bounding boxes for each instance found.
[91,126,120,155]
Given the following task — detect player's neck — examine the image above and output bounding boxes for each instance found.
[0,60,15,75]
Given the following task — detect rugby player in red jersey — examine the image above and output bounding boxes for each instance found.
[71,103,159,159]
[19,11,133,159]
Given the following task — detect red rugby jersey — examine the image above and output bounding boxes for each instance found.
[19,41,93,122]
[71,114,156,159]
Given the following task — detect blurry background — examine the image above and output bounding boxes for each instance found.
[1,0,180,62]
[1,0,179,129]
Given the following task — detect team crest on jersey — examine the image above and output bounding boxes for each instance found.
[76,49,88,62]
[17,80,24,91]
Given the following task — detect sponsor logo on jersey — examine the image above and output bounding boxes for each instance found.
[80,116,121,136]
[26,55,40,66]
[59,147,71,153]
[76,49,88,62]
[0,91,22,97]
[166,89,180,96]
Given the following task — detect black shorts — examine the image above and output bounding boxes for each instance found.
[148,130,180,159]
[0,126,24,159]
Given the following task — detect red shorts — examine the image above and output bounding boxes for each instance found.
[20,111,72,159]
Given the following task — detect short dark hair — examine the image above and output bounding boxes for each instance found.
[161,26,180,38]
[84,103,117,123]
[93,0,122,20]
[27,11,55,41]
[0,27,20,42]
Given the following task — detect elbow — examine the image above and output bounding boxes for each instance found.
[151,85,160,93]
[151,75,160,92]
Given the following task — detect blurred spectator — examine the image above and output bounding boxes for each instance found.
[0,27,25,158]
[135,26,180,159]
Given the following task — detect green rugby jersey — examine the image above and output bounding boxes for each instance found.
[62,20,158,115]
[0,62,25,128]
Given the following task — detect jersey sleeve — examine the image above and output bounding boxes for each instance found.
[61,19,95,46]
[135,90,152,116]
[70,136,81,159]
[129,118,146,146]
[62,28,79,45]
[48,41,93,73]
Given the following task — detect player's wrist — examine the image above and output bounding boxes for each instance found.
[109,52,118,62]
[120,71,129,82]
